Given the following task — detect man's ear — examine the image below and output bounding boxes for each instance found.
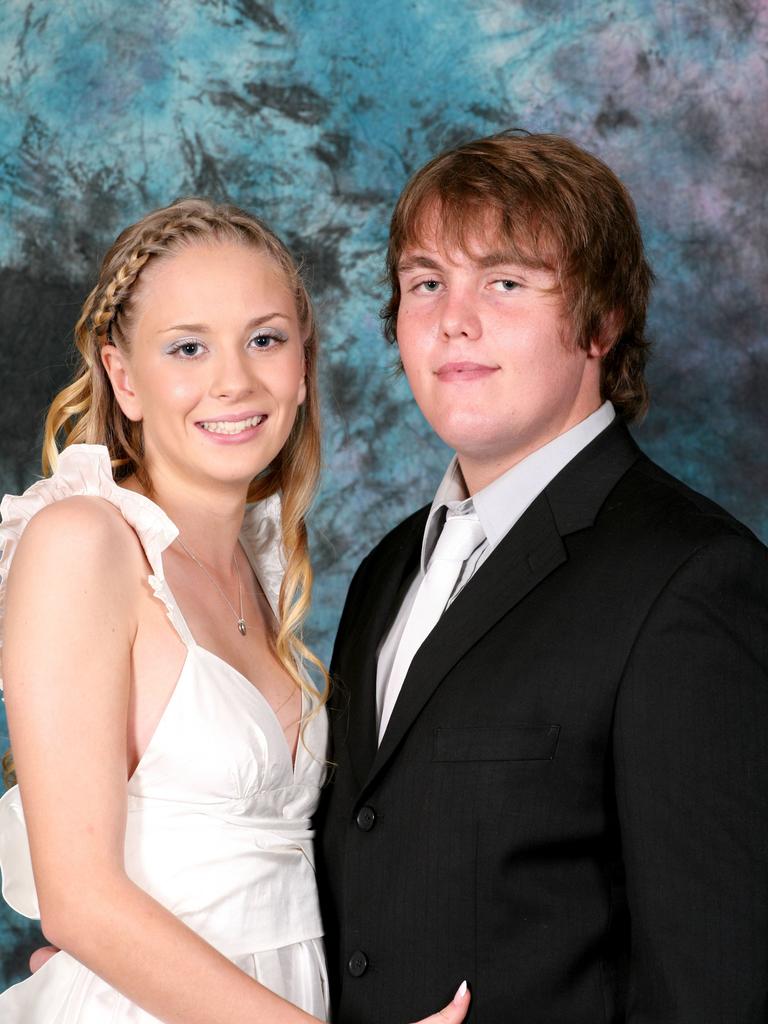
[589,309,623,358]
[101,343,143,421]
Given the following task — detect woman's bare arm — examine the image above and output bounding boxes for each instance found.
[5,497,470,1024]
[3,497,320,1024]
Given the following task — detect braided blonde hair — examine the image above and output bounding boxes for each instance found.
[43,197,328,708]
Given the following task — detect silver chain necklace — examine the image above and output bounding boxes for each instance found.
[175,537,247,636]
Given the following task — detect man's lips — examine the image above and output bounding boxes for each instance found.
[435,361,499,382]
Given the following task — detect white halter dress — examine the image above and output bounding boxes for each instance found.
[0,445,330,1021]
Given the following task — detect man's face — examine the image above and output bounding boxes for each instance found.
[395,227,604,493]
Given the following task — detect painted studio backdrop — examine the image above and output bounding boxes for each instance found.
[0,0,766,983]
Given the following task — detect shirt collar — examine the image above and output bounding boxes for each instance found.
[421,401,616,569]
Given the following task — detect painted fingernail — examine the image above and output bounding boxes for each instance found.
[453,980,468,1003]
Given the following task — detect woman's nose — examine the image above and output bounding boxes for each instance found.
[210,350,256,400]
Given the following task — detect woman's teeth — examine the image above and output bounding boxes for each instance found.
[199,415,266,434]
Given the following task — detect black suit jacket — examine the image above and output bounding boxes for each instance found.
[316,422,768,1023]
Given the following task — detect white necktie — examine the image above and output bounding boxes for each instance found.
[378,511,486,741]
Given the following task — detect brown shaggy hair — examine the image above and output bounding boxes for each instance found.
[382,130,654,421]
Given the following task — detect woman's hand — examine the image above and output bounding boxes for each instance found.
[31,946,469,1024]
[411,981,470,1023]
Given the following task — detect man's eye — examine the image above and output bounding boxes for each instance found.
[418,279,441,292]
[494,279,520,292]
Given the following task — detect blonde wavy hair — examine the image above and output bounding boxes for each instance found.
[42,196,328,710]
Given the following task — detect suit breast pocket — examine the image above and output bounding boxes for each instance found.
[432,723,561,762]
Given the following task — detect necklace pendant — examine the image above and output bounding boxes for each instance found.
[237,619,247,636]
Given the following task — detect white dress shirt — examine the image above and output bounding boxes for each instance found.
[375,401,616,736]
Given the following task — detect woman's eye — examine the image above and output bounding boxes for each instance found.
[493,279,520,292]
[170,340,205,358]
[249,332,286,349]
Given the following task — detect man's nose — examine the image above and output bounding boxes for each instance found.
[439,289,482,340]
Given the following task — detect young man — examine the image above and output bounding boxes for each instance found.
[317,132,768,1022]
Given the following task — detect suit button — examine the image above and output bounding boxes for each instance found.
[347,950,369,977]
[356,806,376,831]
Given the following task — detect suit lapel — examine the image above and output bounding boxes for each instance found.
[360,420,642,797]
[366,491,566,789]
[341,509,428,788]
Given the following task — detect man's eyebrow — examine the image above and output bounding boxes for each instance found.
[475,251,530,269]
[396,254,442,274]
[397,251,536,274]
[159,313,291,333]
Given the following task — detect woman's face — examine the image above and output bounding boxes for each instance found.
[102,240,306,494]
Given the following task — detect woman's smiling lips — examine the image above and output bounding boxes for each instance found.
[435,361,499,382]
[195,412,268,443]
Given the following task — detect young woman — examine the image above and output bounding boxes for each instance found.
[0,199,470,1024]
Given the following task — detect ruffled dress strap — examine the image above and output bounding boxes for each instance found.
[239,494,325,711]
[0,444,194,692]
[239,492,286,621]
[0,444,193,920]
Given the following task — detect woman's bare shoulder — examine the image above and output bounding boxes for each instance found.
[2,496,148,695]
[10,494,146,590]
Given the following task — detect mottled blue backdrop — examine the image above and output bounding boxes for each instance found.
[1,0,766,985]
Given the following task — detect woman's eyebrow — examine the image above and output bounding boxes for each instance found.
[159,313,291,333]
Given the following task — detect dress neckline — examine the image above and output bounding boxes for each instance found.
[0,443,289,689]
